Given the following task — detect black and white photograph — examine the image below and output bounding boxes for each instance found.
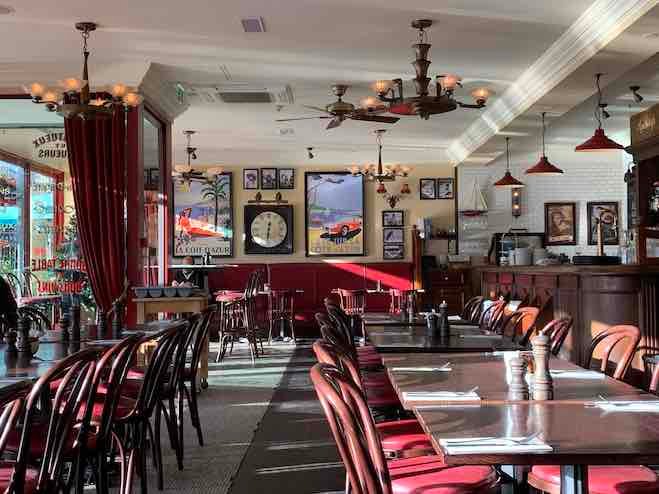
[382,210,404,227]
[436,178,454,199]
[383,244,404,260]
[419,178,436,200]
[261,168,278,189]
[243,168,259,190]
[278,168,295,189]
[383,227,404,244]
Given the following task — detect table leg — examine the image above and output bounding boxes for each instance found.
[279,318,286,340]
[200,333,209,389]
[560,465,588,494]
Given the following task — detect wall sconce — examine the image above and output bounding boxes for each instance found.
[379,182,411,209]
[511,187,522,217]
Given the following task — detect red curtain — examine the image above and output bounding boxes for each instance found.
[64,111,126,315]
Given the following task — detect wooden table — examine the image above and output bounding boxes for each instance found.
[382,352,654,408]
[362,312,478,327]
[133,296,209,387]
[414,402,659,494]
[365,325,522,353]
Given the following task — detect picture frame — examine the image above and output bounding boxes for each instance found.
[544,202,577,245]
[277,168,295,189]
[587,201,619,245]
[419,178,436,200]
[382,210,404,227]
[383,244,404,260]
[243,169,259,190]
[172,172,233,257]
[261,168,278,189]
[436,178,454,199]
[383,227,404,244]
[304,172,365,257]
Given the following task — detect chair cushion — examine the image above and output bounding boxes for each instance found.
[530,465,659,494]
[377,419,432,454]
[0,464,37,493]
[388,455,499,494]
[365,385,401,408]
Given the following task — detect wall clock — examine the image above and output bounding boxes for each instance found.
[244,204,294,254]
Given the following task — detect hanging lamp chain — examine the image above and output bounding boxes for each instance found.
[541,112,547,157]
[595,73,603,129]
[505,137,511,172]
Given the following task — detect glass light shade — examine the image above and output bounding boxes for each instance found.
[471,88,491,104]
[60,78,85,92]
[574,128,624,152]
[26,83,46,98]
[42,90,59,103]
[206,167,224,176]
[361,96,380,109]
[123,92,144,107]
[111,83,128,98]
[89,98,107,107]
[442,74,461,91]
[363,163,373,172]
[400,183,411,195]
[349,165,360,175]
[373,80,392,94]
[376,182,387,194]
[401,165,411,175]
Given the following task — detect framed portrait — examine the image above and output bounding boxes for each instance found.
[544,202,576,245]
[383,244,404,260]
[419,178,436,200]
[436,178,454,199]
[383,227,404,244]
[261,168,278,189]
[305,172,365,256]
[173,173,233,257]
[243,169,259,190]
[382,210,404,227]
[278,168,295,189]
[587,201,619,245]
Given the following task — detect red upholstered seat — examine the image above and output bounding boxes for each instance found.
[215,290,244,303]
[529,465,659,494]
[388,455,499,494]
[377,419,432,455]
[0,464,37,493]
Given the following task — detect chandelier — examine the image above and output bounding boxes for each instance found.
[173,130,224,185]
[25,22,142,119]
[371,19,491,120]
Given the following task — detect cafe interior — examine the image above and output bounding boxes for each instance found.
[4,1,659,493]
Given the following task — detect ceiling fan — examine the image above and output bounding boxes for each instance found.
[276,84,400,130]
[172,130,223,184]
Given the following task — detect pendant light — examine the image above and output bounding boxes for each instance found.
[525,112,564,175]
[494,137,525,188]
[575,73,624,152]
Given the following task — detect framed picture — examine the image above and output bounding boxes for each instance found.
[305,172,365,256]
[278,168,295,189]
[261,168,278,189]
[587,201,619,245]
[544,202,576,245]
[243,169,259,190]
[383,244,404,260]
[436,178,454,199]
[173,173,233,257]
[382,210,404,227]
[419,178,436,200]
[149,167,160,187]
[383,227,404,244]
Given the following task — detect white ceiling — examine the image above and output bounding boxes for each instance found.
[0,0,658,167]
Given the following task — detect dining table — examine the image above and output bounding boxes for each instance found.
[362,312,478,327]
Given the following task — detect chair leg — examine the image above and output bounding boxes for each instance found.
[184,381,204,446]
[138,422,148,494]
[153,407,164,491]
[290,317,296,344]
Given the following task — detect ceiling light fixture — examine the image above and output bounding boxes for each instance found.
[525,112,564,175]
[494,137,525,188]
[24,22,142,119]
[630,85,644,103]
[172,131,221,184]
[575,73,624,152]
[372,19,491,120]
[307,147,314,159]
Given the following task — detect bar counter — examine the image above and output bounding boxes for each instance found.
[474,264,659,385]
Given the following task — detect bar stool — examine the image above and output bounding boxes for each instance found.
[337,288,366,341]
[267,289,296,344]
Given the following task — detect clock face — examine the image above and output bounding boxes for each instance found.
[250,211,288,248]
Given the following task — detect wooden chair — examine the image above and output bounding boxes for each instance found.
[337,289,366,340]
[0,382,32,493]
[461,295,484,323]
[479,299,506,332]
[584,325,641,381]
[267,289,296,343]
[540,317,573,356]
[514,307,541,346]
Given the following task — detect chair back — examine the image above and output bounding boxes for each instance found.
[480,299,506,331]
[315,313,356,362]
[268,290,294,317]
[21,271,41,298]
[2,273,23,298]
[541,317,573,356]
[185,308,216,383]
[586,325,641,381]
[337,289,366,316]
[514,307,541,346]
[310,363,391,494]
[461,296,484,322]
[312,339,363,390]
[323,303,357,350]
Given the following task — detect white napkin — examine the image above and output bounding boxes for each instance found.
[448,315,463,321]
[550,370,605,380]
[440,436,552,454]
[403,391,480,402]
[595,402,659,413]
[391,367,452,372]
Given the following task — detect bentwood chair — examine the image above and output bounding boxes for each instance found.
[479,299,507,332]
[461,296,485,323]
[584,325,641,381]
[337,289,366,340]
[508,307,540,346]
[310,363,500,494]
[0,382,32,493]
[540,317,573,356]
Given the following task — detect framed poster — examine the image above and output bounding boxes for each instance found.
[436,178,454,199]
[544,202,576,246]
[419,178,436,200]
[383,244,404,260]
[305,172,365,256]
[587,201,619,245]
[278,168,295,189]
[243,169,259,190]
[173,173,233,257]
[261,168,278,189]
[382,210,404,227]
[383,227,404,244]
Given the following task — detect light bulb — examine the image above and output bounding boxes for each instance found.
[401,165,412,175]
[111,83,128,98]
[60,78,84,92]
[26,83,46,98]
[442,74,461,91]
[361,96,380,109]
[349,165,360,175]
[471,88,491,105]
[123,92,144,107]
[373,80,392,95]
[89,98,107,107]
[42,91,59,103]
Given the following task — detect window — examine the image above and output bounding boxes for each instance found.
[0,160,25,272]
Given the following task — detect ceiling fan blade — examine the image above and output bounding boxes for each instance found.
[326,117,343,130]
[303,105,332,114]
[276,116,332,122]
[350,114,400,124]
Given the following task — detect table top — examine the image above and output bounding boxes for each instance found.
[382,352,653,408]
[415,402,659,466]
[132,296,208,303]
[169,264,239,269]
[365,325,522,353]
[362,313,478,327]
[17,294,61,306]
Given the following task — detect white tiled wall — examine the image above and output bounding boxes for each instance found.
[458,145,629,258]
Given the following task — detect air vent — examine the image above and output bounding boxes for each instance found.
[219,91,272,103]
[177,82,294,105]
[241,17,266,33]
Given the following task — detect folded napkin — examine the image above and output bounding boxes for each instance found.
[440,436,552,455]
[550,370,605,380]
[403,391,480,402]
[595,402,659,413]
[448,315,463,321]
[391,366,452,372]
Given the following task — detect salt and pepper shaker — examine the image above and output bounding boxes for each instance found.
[426,309,439,334]
[407,291,416,323]
[16,316,31,354]
[438,300,450,338]
[508,357,529,400]
[531,332,553,400]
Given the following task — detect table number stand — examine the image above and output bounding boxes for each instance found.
[531,331,553,400]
